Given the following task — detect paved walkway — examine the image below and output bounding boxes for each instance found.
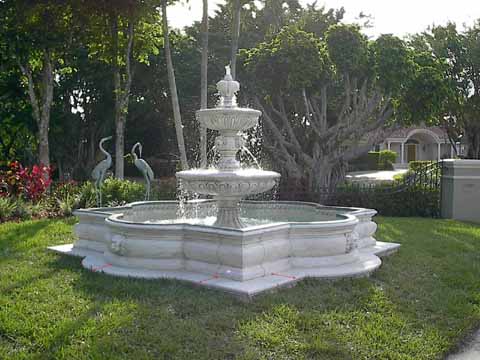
[447,329,480,360]
[346,169,408,182]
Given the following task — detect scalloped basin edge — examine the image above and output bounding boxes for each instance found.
[48,200,400,297]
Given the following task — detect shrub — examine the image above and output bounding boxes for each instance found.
[352,151,397,171]
[409,160,434,172]
[0,161,53,201]
[378,150,397,170]
[329,182,440,217]
[78,182,97,209]
[367,152,380,170]
[12,199,33,221]
[55,179,145,210]
[102,178,145,206]
[0,197,16,221]
[57,193,80,217]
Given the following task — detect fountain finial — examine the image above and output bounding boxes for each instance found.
[225,65,232,79]
[217,64,240,108]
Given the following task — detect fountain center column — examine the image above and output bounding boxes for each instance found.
[215,132,245,171]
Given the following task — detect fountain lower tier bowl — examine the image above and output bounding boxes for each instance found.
[176,168,280,197]
[48,200,400,297]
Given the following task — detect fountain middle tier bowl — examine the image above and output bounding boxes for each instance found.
[196,107,262,132]
[176,168,280,197]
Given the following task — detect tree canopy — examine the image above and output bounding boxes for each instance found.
[0,0,478,187]
[239,24,450,188]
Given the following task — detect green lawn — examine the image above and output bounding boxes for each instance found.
[1,217,480,359]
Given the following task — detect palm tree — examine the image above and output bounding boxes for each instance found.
[231,0,241,79]
[200,0,209,168]
[161,0,188,170]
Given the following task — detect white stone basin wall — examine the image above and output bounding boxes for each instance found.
[72,201,379,282]
[73,206,129,253]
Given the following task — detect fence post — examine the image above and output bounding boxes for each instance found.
[441,159,480,223]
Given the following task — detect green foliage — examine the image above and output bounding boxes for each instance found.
[333,184,440,217]
[61,179,145,209]
[0,197,16,221]
[1,217,480,359]
[100,178,145,206]
[0,65,36,166]
[411,22,480,158]
[77,182,97,209]
[372,34,414,96]
[399,64,452,125]
[82,1,162,67]
[409,161,435,172]
[326,24,368,77]
[11,199,33,221]
[367,151,380,170]
[0,178,149,222]
[360,151,396,171]
[241,26,328,93]
[378,150,397,170]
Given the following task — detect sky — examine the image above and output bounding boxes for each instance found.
[169,0,480,37]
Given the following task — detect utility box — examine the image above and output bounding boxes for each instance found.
[441,159,480,223]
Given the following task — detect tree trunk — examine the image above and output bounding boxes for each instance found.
[230,0,241,79]
[38,123,50,167]
[199,0,209,168]
[162,0,189,170]
[466,123,480,159]
[113,65,124,179]
[111,14,123,179]
[18,50,53,168]
[257,81,394,192]
[112,14,135,179]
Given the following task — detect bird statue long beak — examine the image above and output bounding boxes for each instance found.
[139,144,143,158]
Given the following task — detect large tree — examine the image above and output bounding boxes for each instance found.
[0,63,36,166]
[80,0,163,178]
[241,25,449,190]
[412,22,480,158]
[0,0,74,168]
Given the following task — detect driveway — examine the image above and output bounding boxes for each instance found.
[346,169,408,183]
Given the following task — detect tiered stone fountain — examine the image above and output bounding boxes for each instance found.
[49,68,400,297]
[176,66,280,229]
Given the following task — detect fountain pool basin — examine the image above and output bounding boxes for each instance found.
[51,200,400,296]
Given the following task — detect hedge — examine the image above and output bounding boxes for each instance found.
[278,183,440,218]
[330,184,440,217]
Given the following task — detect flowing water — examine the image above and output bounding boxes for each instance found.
[240,146,261,169]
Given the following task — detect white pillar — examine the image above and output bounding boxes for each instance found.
[437,143,441,161]
[401,142,405,164]
[387,141,391,151]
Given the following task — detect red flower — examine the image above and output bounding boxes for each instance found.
[0,161,53,201]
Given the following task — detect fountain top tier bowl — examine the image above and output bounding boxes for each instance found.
[195,107,261,133]
[195,65,261,134]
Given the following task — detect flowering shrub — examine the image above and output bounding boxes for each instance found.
[0,161,53,201]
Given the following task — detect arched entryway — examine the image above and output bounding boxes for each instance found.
[401,129,442,163]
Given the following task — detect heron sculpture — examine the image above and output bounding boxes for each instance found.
[91,136,113,207]
[131,142,154,200]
